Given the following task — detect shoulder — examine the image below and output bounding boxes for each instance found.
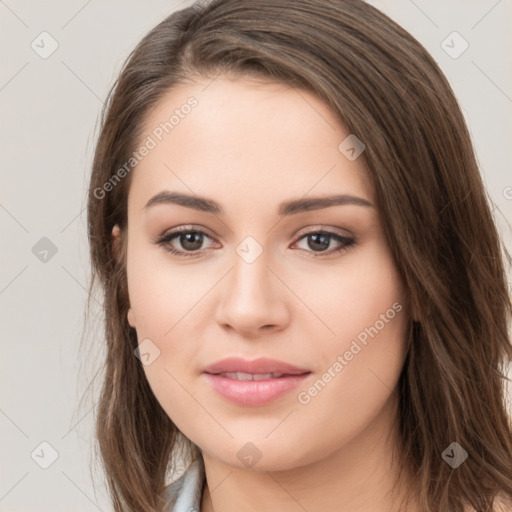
[492,493,512,512]
[162,456,206,512]
[463,493,512,512]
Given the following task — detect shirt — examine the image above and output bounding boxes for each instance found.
[163,456,206,512]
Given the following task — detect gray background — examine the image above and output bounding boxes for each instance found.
[1,1,511,510]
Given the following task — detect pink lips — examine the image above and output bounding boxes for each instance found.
[203,357,311,406]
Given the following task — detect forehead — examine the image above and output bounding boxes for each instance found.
[128,75,373,215]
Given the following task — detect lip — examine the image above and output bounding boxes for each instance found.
[204,374,310,406]
[203,357,310,375]
[203,357,311,406]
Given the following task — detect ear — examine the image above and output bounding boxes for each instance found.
[112,224,135,327]
[127,307,136,328]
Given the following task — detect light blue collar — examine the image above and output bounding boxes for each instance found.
[163,456,206,512]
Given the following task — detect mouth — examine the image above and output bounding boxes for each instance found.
[202,357,312,406]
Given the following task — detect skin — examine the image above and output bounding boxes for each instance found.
[115,75,417,512]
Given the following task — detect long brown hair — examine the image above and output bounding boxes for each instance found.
[84,1,512,510]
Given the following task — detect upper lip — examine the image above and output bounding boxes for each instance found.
[203,357,310,375]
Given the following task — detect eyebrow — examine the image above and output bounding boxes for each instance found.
[144,191,373,216]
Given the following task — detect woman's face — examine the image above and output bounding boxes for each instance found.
[122,75,410,471]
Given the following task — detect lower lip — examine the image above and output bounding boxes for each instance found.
[203,373,311,406]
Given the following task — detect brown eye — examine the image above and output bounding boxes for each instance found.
[293,231,355,256]
[154,228,217,258]
[176,231,204,251]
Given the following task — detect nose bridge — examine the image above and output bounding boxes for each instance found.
[216,234,288,332]
[230,237,273,303]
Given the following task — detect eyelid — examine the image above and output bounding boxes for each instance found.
[293,224,352,239]
[156,224,351,242]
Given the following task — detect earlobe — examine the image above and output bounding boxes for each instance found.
[112,224,121,259]
[127,307,136,328]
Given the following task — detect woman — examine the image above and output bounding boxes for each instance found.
[86,0,512,510]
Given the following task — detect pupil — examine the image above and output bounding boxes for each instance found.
[181,232,203,250]
[309,234,329,251]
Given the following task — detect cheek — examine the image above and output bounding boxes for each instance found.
[126,240,202,333]
[292,242,407,354]
[292,245,409,408]
[287,265,408,465]
[125,243,211,390]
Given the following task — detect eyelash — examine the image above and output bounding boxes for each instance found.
[153,226,355,259]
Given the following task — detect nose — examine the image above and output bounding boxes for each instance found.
[215,248,290,337]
